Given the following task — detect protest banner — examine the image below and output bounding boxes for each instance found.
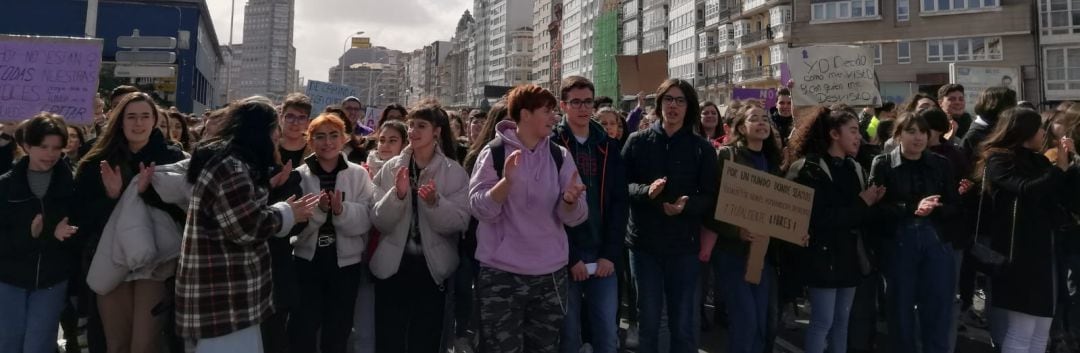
[715,162,814,283]
[787,45,882,107]
[950,64,1021,113]
[731,88,778,109]
[306,80,357,114]
[0,35,103,124]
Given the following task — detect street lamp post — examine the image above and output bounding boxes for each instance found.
[340,31,364,85]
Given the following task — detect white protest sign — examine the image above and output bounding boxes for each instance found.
[0,35,103,124]
[305,80,357,114]
[788,45,881,107]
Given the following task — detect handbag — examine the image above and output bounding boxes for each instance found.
[967,167,1016,275]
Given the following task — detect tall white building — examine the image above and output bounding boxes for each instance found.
[1038,0,1080,103]
[237,0,296,101]
[668,0,700,83]
[533,0,560,91]
[561,0,599,79]
[466,0,535,105]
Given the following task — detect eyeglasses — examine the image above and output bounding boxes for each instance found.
[283,113,309,125]
[565,99,595,109]
[662,95,687,107]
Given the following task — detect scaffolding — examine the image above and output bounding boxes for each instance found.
[593,0,621,99]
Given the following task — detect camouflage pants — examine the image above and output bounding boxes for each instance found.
[478,267,567,353]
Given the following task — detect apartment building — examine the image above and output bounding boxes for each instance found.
[1037,0,1080,103]
[533,0,561,91]
[669,0,702,84]
[563,0,600,79]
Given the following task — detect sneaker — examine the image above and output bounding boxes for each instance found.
[579,343,594,353]
[454,337,475,353]
[624,323,640,349]
[780,307,799,330]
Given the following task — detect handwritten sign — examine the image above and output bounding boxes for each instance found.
[0,35,103,124]
[306,80,357,114]
[715,162,813,284]
[788,45,881,107]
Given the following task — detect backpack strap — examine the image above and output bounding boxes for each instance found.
[549,140,564,172]
[488,136,506,179]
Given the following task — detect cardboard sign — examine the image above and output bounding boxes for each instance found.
[787,45,881,107]
[950,64,1021,114]
[305,80,357,114]
[715,162,814,284]
[0,35,103,124]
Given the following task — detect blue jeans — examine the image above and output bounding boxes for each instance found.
[885,219,957,353]
[0,280,69,353]
[631,250,699,353]
[713,251,774,353]
[559,256,619,353]
[805,287,856,353]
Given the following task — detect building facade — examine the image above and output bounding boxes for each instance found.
[466,0,535,105]
[791,0,1037,105]
[562,0,600,79]
[621,0,643,55]
[238,0,296,101]
[329,45,405,109]
[642,0,670,53]
[533,0,561,91]
[1037,0,1080,103]
[668,0,702,85]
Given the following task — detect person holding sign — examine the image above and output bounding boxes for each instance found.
[621,79,718,353]
[869,112,962,353]
[784,107,884,353]
[0,113,78,353]
[701,104,784,353]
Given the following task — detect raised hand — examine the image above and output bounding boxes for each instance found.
[915,195,942,217]
[270,161,293,188]
[100,161,123,199]
[563,171,586,204]
[136,162,156,193]
[662,195,689,216]
[958,179,974,195]
[30,214,43,239]
[329,190,344,215]
[503,150,522,182]
[648,177,667,200]
[54,217,77,242]
[1058,137,1074,171]
[286,194,321,223]
[318,190,331,213]
[395,167,410,200]
[418,179,439,207]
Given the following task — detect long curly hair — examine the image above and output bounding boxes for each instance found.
[783,106,859,171]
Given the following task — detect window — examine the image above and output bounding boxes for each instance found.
[812,0,879,22]
[897,0,910,20]
[927,37,1003,62]
[897,41,911,64]
[922,0,998,12]
[1045,47,1080,91]
[1040,0,1080,35]
[873,44,882,65]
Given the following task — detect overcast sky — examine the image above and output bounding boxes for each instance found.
[206,0,471,83]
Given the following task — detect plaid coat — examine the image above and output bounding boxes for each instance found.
[175,154,295,339]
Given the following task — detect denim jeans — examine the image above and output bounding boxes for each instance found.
[559,254,619,353]
[195,324,263,353]
[805,287,856,353]
[713,251,775,353]
[997,307,1052,353]
[885,219,957,353]
[0,280,68,353]
[631,250,699,353]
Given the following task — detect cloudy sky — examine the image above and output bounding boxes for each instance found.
[206,0,472,82]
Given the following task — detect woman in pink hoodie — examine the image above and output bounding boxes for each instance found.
[468,84,588,353]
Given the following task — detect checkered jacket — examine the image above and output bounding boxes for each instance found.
[175,154,294,339]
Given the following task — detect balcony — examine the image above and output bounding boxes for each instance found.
[718,39,736,55]
[734,65,775,84]
[737,28,773,50]
[706,73,730,87]
[770,23,791,42]
[741,0,788,17]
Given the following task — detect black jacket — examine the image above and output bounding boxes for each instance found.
[960,116,995,163]
[622,122,718,256]
[771,111,794,147]
[72,130,186,264]
[953,112,974,141]
[984,148,1072,317]
[786,154,873,288]
[0,157,77,290]
[553,119,629,266]
[869,148,961,243]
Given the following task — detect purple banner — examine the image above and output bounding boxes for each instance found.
[0,35,103,124]
[779,63,792,88]
[731,88,778,109]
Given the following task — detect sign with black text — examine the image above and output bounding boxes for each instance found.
[788,45,881,107]
[0,35,103,124]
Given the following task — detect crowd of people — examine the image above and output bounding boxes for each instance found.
[0,76,1078,353]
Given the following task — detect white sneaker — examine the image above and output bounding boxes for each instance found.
[579,343,593,353]
[454,337,475,353]
[624,324,640,349]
